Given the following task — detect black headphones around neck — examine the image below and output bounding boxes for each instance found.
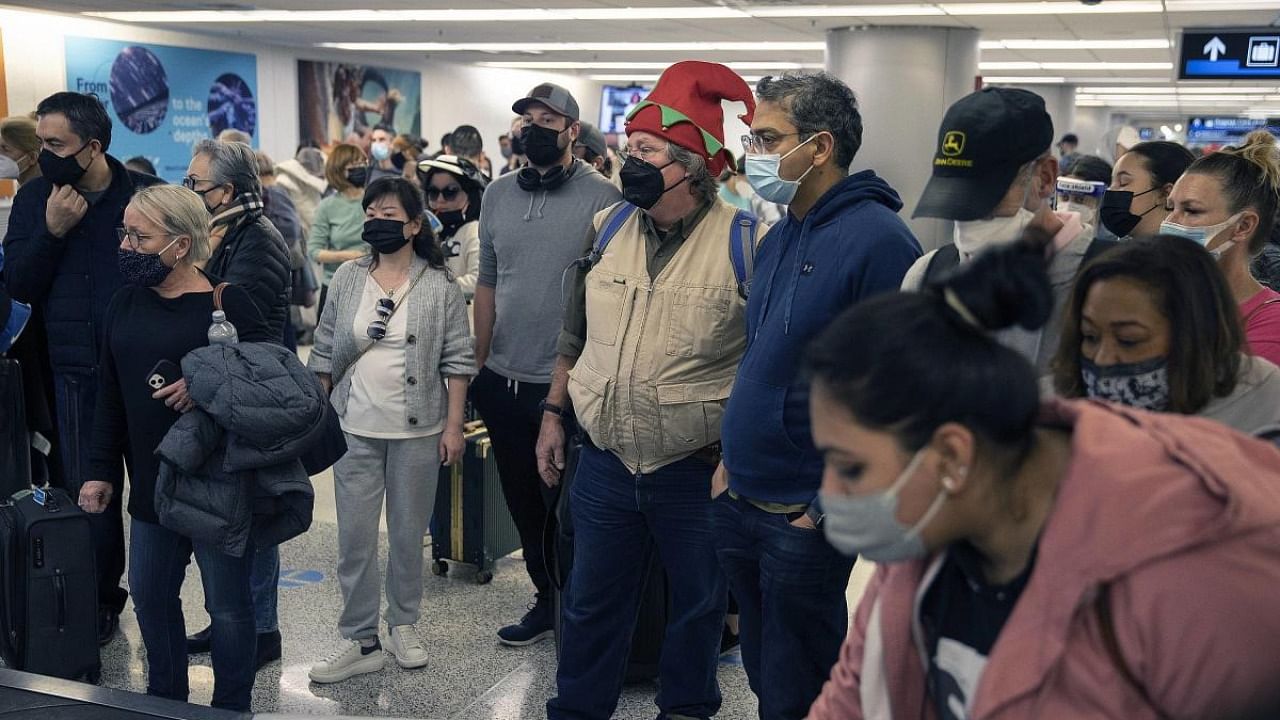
[517,160,577,193]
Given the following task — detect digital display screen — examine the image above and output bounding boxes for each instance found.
[599,85,651,134]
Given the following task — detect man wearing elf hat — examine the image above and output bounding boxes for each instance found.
[538,60,765,720]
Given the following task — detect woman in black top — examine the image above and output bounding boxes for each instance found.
[81,184,270,713]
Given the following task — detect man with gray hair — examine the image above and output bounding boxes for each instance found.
[183,138,291,671]
[539,60,762,720]
[717,71,921,720]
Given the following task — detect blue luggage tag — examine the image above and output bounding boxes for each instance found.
[33,488,46,506]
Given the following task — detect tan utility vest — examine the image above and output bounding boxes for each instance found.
[568,198,751,474]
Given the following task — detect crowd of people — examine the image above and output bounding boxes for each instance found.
[2,57,1280,720]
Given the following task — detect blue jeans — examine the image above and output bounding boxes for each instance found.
[129,519,257,712]
[712,493,857,720]
[548,444,726,720]
[250,545,279,634]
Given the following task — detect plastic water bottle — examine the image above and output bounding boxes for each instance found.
[208,310,239,345]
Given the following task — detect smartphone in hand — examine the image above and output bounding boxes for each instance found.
[146,359,181,393]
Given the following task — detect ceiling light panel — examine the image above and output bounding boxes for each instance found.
[478,61,821,70]
[980,39,1170,50]
[980,61,1173,70]
[318,41,827,52]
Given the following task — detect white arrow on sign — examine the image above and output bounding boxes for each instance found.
[1204,36,1227,62]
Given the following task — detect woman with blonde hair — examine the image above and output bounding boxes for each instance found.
[82,184,272,712]
[1164,129,1280,365]
[0,114,40,185]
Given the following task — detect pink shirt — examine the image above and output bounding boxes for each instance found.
[1241,287,1280,367]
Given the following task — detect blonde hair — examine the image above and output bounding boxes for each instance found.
[325,143,366,191]
[1187,129,1280,254]
[217,128,253,145]
[0,115,39,158]
[129,185,213,264]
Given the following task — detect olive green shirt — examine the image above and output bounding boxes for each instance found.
[556,200,712,360]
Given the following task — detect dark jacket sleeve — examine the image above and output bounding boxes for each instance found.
[89,291,128,487]
[2,180,67,303]
[217,217,291,341]
[556,225,599,360]
[220,284,273,343]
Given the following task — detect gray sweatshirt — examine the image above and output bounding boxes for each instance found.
[477,159,621,383]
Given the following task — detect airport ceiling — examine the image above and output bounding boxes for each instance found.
[10,0,1280,117]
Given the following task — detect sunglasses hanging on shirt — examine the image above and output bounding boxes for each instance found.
[367,297,395,341]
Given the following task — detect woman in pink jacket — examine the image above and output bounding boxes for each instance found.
[803,237,1280,720]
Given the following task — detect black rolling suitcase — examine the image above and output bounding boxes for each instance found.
[551,435,670,683]
[0,487,101,683]
[0,359,31,496]
[430,422,521,584]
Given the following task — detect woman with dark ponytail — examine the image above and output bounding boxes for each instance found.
[306,177,475,683]
[804,235,1280,720]
[1165,129,1280,365]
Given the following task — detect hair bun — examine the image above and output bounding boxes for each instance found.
[927,228,1055,334]
[1234,129,1280,193]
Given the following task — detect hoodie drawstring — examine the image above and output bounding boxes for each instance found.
[523,192,536,222]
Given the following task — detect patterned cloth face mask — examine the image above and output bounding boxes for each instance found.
[1081,356,1171,412]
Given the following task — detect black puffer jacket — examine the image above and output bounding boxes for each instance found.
[154,342,323,557]
[207,210,291,342]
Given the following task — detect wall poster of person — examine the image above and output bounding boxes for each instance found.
[297,60,422,152]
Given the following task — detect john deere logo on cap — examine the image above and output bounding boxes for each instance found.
[941,131,965,157]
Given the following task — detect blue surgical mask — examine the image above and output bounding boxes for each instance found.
[1159,212,1241,258]
[371,141,391,162]
[744,135,817,205]
[820,448,947,562]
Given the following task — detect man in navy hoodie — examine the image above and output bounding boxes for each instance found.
[715,72,921,720]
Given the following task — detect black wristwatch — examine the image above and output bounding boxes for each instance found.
[804,502,825,527]
[539,399,569,419]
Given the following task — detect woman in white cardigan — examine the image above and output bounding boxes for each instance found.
[307,176,476,684]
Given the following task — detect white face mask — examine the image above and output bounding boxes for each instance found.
[821,448,948,562]
[0,154,20,181]
[1060,201,1097,228]
[953,208,1035,259]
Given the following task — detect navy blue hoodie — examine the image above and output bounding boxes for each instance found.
[722,170,921,504]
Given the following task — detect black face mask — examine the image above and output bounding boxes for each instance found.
[39,141,92,186]
[521,124,568,166]
[346,166,368,188]
[1100,187,1159,238]
[362,217,411,254]
[390,152,407,171]
[437,209,467,238]
[510,134,525,157]
[619,155,686,210]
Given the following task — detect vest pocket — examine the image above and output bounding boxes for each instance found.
[568,362,612,447]
[586,277,628,347]
[666,292,731,359]
[656,379,731,455]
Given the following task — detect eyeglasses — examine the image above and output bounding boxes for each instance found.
[426,185,463,202]
[367,297,395,341]
[741,132,805,155]
[116,227,172,251]
[181,176,218,195]
[623,144,669,162]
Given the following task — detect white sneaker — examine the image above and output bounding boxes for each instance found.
[380,624,429,669]
[308,639,385,684]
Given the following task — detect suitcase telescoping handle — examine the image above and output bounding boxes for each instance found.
[54,572,67,632]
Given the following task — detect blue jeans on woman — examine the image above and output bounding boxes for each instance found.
[548,442,726,720]
[129,519,257,712]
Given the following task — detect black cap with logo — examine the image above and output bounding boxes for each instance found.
[913,87,1054,221]
[513,83,581,122]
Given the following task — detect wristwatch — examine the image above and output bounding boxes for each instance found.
[539,399,569,419]
[804,502,825,528]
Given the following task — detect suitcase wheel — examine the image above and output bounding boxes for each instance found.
[431,560,449,577]
[475,569,493,585]
[86,669,101,685]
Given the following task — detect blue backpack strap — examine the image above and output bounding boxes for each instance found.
[729,210,759,299]
[587,202,639,268]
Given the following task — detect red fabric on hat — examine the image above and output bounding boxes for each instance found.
[625,61,756,175]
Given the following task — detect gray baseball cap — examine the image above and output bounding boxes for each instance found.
[575,122,608,158]
[512,83,580,121]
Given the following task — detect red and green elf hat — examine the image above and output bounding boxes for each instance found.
[625,61,756,176]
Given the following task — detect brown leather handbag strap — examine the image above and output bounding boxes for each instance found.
[213,282,230,312]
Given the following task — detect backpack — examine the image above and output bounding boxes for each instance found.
[586,202,760,299]
[922,237,1118,285]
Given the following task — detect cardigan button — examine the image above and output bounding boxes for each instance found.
[406,334,417,344]
[407,376,417,385]
[408,416,419,425]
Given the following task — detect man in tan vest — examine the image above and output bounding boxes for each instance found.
[536,61,762,720]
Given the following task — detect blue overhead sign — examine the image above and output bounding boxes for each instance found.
[1186,116,1280,145]
[1180,29,1280,80]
